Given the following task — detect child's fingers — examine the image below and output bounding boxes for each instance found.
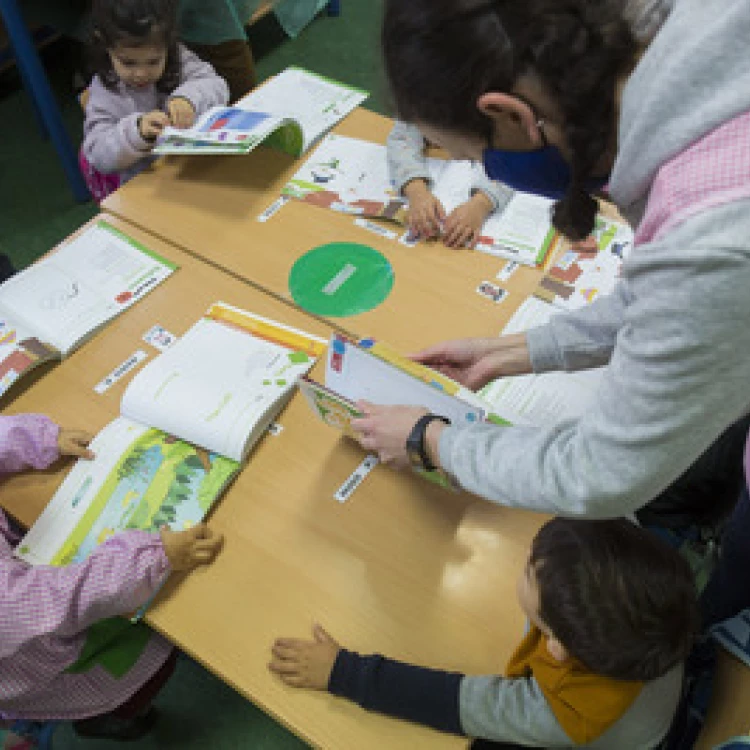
[313,624,335,644]
[193,537,223,559]
[268,659,302,677]
[277,671,308,688]
[453,226,473,248]
[271,641,304,659]
[443,222,463,247]
[194,533,224,552]
[191,523,210,539]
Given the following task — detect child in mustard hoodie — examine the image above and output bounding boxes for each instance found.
[269,518,697,749]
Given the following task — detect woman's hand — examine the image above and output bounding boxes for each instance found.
[58,429,95,460]
[443,192,494,248]
[412,334,533,390]
[403,179,446,239]
[167,97,197,129]
[269,625,341,690]
[351,402,430,467]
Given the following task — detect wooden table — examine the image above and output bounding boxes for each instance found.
[1,214,544,750]
[102,108,546,352]
[99,106,750,747]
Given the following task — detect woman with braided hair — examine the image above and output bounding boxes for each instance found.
[353,0,750,634]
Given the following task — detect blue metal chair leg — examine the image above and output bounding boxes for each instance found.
[0,0,90,202]
[327,0,340,17]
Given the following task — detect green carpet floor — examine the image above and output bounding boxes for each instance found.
[0,4,385,747]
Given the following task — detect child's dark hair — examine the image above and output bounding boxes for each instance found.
[381,0,637,240]
[89,0,180,93]
[530,518,698,681]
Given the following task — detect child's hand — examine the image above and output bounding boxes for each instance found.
[58,430,95,460]
[160,523,224,571]
[139,110,170,141]
[167,97,196,129]
[443,192,494,248]
[403,179,446,239]
[268,624,341,690]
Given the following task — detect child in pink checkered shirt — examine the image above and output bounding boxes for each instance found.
[0,413,223,742]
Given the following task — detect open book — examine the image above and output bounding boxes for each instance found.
[299,334,524,486]
[154,67,368,157]
[15,302,327,569]
[282,133,558,266]
[480,297,606,425]
[0,221,176,400]
[534,216,633,310]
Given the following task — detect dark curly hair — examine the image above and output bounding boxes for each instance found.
[382,0,637,239]
[89,0,180,93]
[530,518,698,682]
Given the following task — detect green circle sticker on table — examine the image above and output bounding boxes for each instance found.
[288,242,394,317]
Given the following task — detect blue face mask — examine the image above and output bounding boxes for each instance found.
[482,137,609,199]
[482,144,574,199]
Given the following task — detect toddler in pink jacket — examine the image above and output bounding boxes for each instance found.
[81,0,229,201]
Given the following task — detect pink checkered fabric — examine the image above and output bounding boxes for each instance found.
[78,150,122,204]
[0,415,172,721]
[635,110,750,246]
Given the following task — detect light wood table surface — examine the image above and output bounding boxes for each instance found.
[102,107,548,352]
[98,111,750,747]
[0,214,544,749]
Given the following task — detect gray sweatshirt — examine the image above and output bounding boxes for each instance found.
[82,44,229,181]
[461,663,683,748]
[439,0,750,518]
[386,120,513,212]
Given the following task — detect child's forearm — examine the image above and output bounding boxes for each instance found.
[83,112,155,173]
[329,649,465,735]
[469,190,495,219]
[387,121,431,193]
[0,415,59,474]
[0,530,169,649]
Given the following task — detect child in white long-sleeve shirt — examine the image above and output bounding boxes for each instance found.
[387,121,512,248]
[80,0,229,201]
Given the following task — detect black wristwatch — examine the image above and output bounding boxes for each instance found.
[406,414,451,472]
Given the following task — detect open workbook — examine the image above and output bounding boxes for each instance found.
[298,334,526,486]
[0,221,176,400]
[15,303,327,569]
[154,67,368,157]
[282,133,559,266]
[534,216,633,310]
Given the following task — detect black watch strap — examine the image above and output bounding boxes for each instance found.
[406,414,451,472]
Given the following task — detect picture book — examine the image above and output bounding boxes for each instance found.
[534,216,633,310]
[479,297,605,424]
[0,220,176,400]
[15,303,327,575]
[299,334,528,486]
[282,134,559,266]
[154,67,368,157]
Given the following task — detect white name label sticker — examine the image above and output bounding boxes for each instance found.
[334,455,379,503]
[94,350,148,394]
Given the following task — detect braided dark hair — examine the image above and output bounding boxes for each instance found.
[382,0,637,239]
[89,0,180,94]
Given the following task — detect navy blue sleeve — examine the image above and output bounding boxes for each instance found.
[328,649,465,735]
